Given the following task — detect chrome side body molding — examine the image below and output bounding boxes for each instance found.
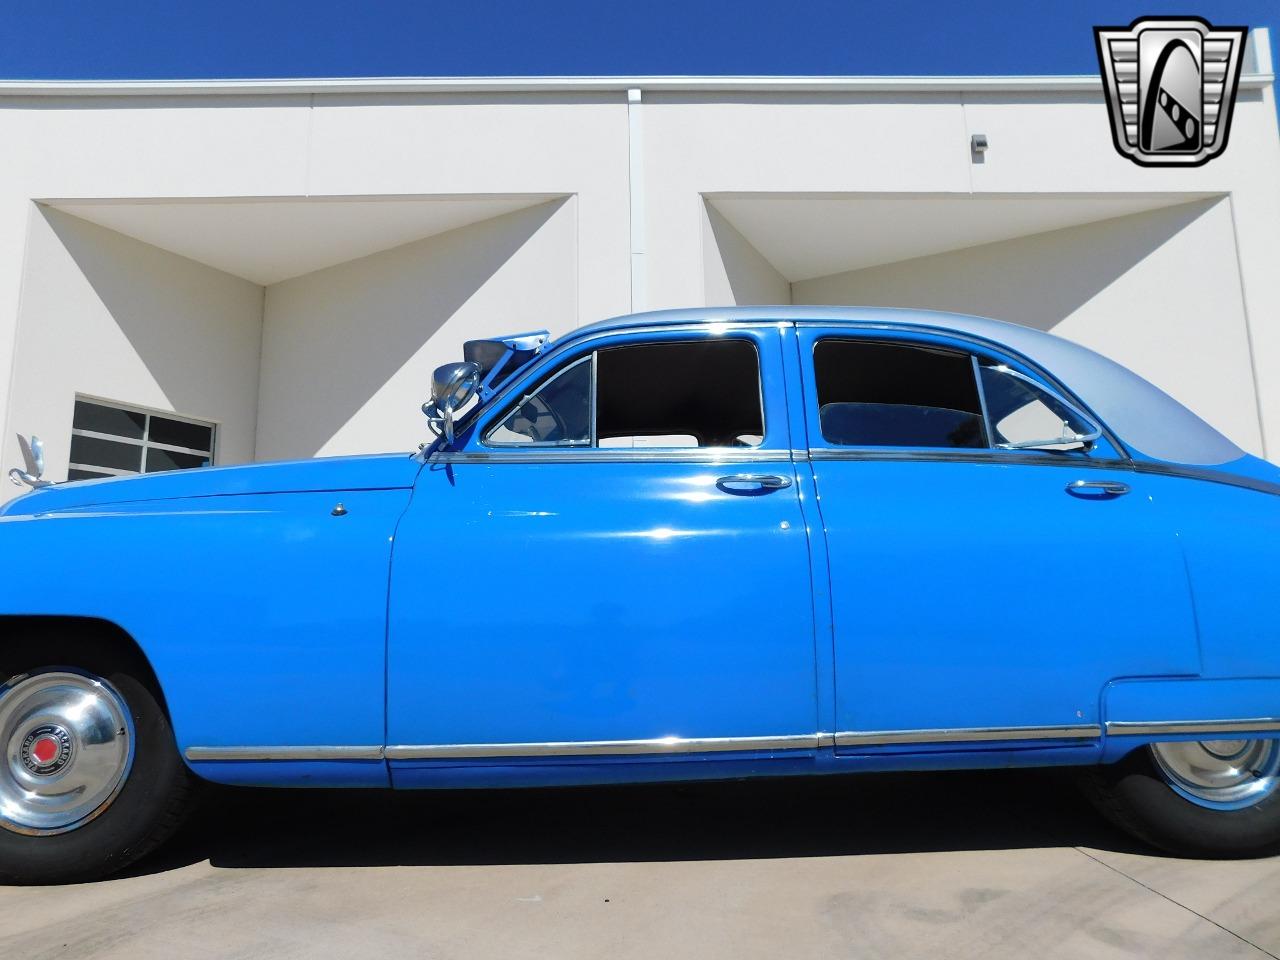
[832,724,1102,747]
[187,720,1280,764]
[184,745,385,762]
[1105,718,1280,737]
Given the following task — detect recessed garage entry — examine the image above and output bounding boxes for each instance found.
[6,194,577,484]
[702,192,1263,454]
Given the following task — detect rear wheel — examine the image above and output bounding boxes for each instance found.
[1085,740,1280,858]
[0,637,194,884]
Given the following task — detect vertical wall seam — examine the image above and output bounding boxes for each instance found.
[626,88,646,312]
[1225,192,1268,458]
[249,282,267,462]
[960,97,974,195]
[304,92,315,197]
[572,192,581,327]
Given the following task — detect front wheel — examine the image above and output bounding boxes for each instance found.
[0,639,195,884]
[1084,739,1280,858]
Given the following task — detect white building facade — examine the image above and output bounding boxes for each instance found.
[1,33,1278,493]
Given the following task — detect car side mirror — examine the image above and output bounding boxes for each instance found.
[423,362,482,446]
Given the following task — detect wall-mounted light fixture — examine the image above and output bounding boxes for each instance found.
[971,133,989,160]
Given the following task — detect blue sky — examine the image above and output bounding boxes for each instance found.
[0,1,1275,79]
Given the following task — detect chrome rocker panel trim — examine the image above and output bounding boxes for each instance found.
[186,722,1280,764]
[386,734,821,759]
[188,726,1112,763]
[1106,718,1280,737]
[185,745,385,762]
[833,724,1102,747]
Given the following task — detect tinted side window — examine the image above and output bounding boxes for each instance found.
[814,340,986,448]
[979,361,1097,449]
[596,340,763,448]
[486,356,592,445]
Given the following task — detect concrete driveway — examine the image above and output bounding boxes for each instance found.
[1,769,1278,959]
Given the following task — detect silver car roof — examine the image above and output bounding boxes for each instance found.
[565,306,1243,466]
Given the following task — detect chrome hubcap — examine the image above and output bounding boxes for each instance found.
[1150,738,1280,810]
[0,671,135,835]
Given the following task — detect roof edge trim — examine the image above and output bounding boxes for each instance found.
[0,73,1273,97]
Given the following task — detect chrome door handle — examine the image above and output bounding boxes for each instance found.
[717,474,793,493]
[1066,479,1130,497]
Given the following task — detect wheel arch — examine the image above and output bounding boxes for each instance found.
[0,615,171,718]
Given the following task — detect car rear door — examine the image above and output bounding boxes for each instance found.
[794,325,1201,754]
[385,323,821,782]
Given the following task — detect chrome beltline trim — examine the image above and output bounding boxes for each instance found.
[385,734,821,759]
[1106,719,1280,737]
[185,745,385,762]
[833,724,1102,746]
[430,449,795,465]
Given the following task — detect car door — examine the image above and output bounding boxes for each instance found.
[794,326,1201,752]
[385,323,820,782]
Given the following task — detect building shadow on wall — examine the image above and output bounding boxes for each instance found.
[787,197,1223,334]
[255,197,570,459]
[41,196,570,462]
[37,204,267,452]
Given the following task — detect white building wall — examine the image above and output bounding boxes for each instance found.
[0,64,1277,487]
[794,198,1263,453]
[257,198,577,460]
[701,201,790,306]
[6,208,264,480]
[641,93,974,312]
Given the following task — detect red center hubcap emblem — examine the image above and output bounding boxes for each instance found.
[31,737,59,765]
[20,725,72,775]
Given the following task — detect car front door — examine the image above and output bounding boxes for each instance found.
[385,324,820,782]
[795,326,1201,754]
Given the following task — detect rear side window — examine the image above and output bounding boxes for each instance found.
[813,340,986,448]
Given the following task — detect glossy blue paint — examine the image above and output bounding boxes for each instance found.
[793,326,1201,742]
[187,759,391,788]
[386,324,820,755]
[0,457,420,787]
[1144,470,1280,678]
[5,453,422,514]
[0,307,1277,793]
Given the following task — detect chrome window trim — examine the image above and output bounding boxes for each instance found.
[480,353,595,449]
[833,724,1102,747]
[1106,719,1280,737]
[797,323,1130,458]
[806,448,1130,469]
[801,448,1280,498]
[1128,461,1280,498]
[467,325,776,453]
[979,362,1103,450]
[971,353,994,447]
[431,448,796,465]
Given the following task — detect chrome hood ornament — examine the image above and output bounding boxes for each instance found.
[9,435,52,489]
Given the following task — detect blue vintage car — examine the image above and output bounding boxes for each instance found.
[1,305,1279,882]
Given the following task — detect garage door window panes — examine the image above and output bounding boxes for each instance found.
[69,399,215,481]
